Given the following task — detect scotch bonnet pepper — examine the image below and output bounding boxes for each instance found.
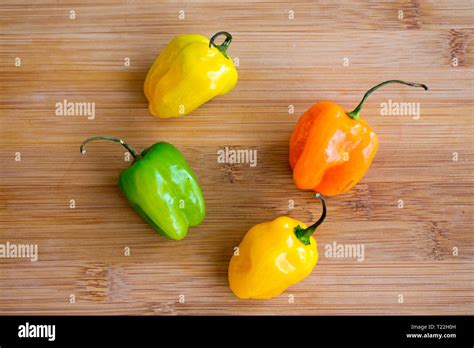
[290,80,428,196]
[144,31,238,118]
[80,137,205,240]
[228,194,326,299]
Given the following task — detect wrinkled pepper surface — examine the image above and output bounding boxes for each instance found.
[290,80,428,196]
[80,136,205,240]
[144,31,238,118]
[228,194,326,299]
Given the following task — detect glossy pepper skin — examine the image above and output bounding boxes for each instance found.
[144,31,238,118]
[228,195,326,299]
[80,137,205,240]
[290,80,428,196]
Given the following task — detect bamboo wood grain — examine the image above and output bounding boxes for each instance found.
[0,0,473,315]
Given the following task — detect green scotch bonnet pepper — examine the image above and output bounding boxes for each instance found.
[80,136,206,240]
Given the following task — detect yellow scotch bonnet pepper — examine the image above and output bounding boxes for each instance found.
[144,31,238,118]
[228,194,327,299]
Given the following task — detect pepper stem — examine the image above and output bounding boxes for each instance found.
[347,80,428,120]
[80,136,139,160]
[294,193,327,245]
[209,31,233,59]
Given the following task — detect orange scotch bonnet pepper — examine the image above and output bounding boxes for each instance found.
[289,80,428,196]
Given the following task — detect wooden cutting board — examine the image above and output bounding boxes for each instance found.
[1,0,472,315]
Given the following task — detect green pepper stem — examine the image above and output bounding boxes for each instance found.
[347,80,428,120]
[294,193,327,245]
[209,31,232,59]
[80,136,139,160]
